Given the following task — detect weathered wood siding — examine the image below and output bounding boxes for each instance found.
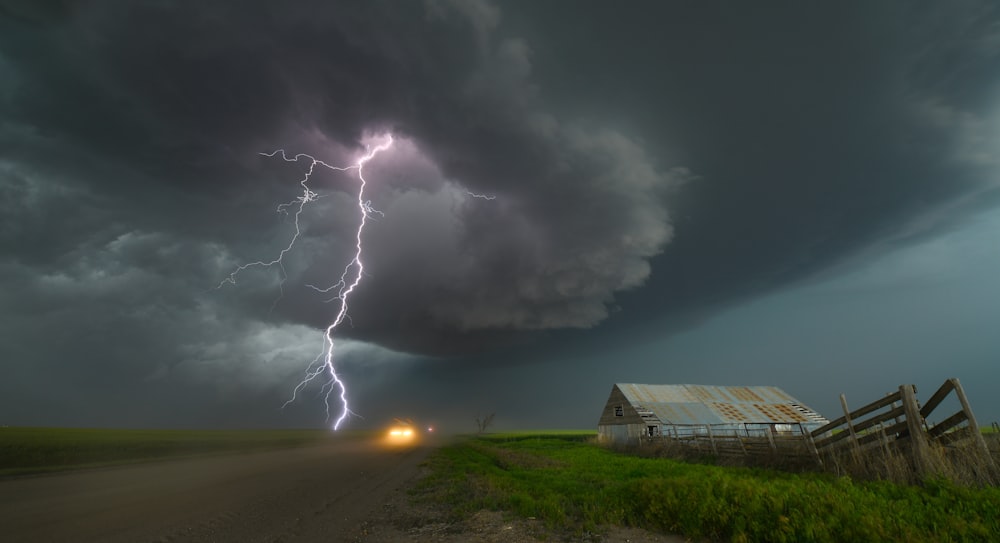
[598,384,643,426]
[598,423,646,444]
[597,384,647,443]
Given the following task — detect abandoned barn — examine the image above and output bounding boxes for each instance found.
[597,383,829,445]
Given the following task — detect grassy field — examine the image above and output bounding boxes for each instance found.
[414,432,1000,543]
[0,427,344,476]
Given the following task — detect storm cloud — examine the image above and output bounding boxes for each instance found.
[2,0,686,353]
[2,1,999,429]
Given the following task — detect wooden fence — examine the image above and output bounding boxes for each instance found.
[664,431,817,466]
[648,378,996,479]
[807,377,995,477]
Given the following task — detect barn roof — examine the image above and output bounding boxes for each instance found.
[615,383,828,426]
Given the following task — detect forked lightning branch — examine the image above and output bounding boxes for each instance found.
[219,135,394,429]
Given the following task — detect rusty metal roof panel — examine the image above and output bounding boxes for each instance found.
[615,383,828,426]
[618,383,698,404]
[648,402,724,425]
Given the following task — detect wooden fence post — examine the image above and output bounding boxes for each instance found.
[840,393,861,456]
[734,429,747,456]
[951,378,996,466]
[900,384,932,478]
[803,423,824,468]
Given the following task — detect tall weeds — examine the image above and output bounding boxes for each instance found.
[628,432,1000,487]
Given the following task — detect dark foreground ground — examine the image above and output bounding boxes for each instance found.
[1,436,430,542]
[0,435,685,542]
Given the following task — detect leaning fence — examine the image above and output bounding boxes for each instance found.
[648,378,998,482]
[807,378,996,481]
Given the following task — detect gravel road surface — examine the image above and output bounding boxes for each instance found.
[0,436,431,542]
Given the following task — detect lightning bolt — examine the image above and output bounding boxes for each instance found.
[220,134,394,430]
[465,190,496,200]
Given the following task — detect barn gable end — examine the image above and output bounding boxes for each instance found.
[597,384,665,443]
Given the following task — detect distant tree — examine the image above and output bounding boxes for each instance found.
[475,412,496,434]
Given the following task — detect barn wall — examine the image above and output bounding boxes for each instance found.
[597,384,648,444]
[597,384,644,426]
[598,423,644,444]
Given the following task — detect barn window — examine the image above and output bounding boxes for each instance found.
[614,405,624,416]
[647,425,659,437]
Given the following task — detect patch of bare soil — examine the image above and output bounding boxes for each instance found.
[353,468,694,543]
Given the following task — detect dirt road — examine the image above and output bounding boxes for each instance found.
[0,436,432,543]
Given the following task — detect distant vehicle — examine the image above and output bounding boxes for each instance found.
[384,418,419,445]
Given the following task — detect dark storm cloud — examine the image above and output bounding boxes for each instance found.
[497,1,1000,343]
[2,0,999,428]
[0,0,685,417]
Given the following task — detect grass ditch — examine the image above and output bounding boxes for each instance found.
[0,426,346,476]
[414,432,1000,542]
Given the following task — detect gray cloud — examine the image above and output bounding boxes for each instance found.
[0,0,686,426]
[2,1,999,429]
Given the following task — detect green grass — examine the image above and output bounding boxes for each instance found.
[485,430,597,441]
[0,427,346,476]
[415,433,1000,543]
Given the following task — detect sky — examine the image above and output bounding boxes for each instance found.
[1,1,999,432]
